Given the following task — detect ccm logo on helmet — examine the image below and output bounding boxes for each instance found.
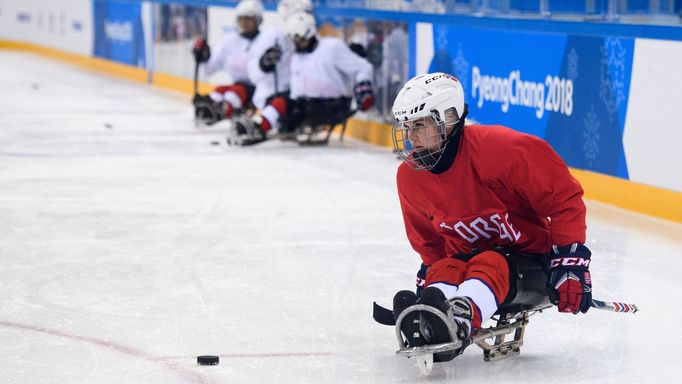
[550,257,590,268]
[425,73,459,84]
[393,103,425,120]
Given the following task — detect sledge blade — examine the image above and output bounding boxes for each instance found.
[396,341,463,358]
[415,354,434,375]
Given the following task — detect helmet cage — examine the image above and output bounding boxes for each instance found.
[392,110,455,171]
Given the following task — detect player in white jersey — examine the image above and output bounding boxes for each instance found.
[192,0,264,124]
[236,10,374,143]
[246,29,293,110]
[244,0,313,117]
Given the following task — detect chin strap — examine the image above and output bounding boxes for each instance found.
[429,105,468,174]
[446,104,468,141]
[296,36,319,53]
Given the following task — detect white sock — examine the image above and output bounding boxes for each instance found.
[429,283,458,300]
[261,105,281,133]
[456,279,498,324]
[222,91,243,110]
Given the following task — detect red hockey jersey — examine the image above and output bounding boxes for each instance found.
[397,124,586,266]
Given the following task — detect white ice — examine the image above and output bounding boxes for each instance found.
[1,51,681,384]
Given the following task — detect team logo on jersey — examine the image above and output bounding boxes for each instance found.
[439,213,521,245]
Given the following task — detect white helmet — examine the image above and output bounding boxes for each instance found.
[392,73,465,124]
[236,0,263,21]
[392,73,467,171]
[284,11,316,42]
[277,0,313,21]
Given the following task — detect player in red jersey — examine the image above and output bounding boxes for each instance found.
[391,73,593,360]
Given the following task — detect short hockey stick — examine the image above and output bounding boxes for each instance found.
[590,299,639,313]
[374,296,638,326]
[193,59,200,97]
[373,302,396,326]
[272,42,280,95]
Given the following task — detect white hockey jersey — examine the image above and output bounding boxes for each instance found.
[202,32,261,85]
[290,37,373,100]
[246,28,294,109]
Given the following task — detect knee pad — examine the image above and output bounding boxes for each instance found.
[269,96,288,116]
[213,83,254,107]
[424,258,467,288]
[464,250,510,305]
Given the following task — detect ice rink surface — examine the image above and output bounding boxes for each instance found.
[1,51,681,384]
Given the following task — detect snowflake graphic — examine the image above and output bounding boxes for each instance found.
[567,47,579,81]
[436,25,448,51]
[600,38,627,117]
[451,44,469,87]
[582,107,601,166]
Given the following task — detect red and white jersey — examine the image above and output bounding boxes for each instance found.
[290,37,372,99]
[246,28,294,109]
[202,32,260,85]
[397,124,587,266]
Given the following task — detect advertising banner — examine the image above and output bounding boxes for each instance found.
[93,0,145,67]
[0,0,91,55]
[425,24,634,179]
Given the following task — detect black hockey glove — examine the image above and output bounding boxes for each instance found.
[193,38,211,63]
[354,80,374,111]
[547,243,592,314]
[259,45,282,73]
[348,42,367,58]
[416,263,428,296]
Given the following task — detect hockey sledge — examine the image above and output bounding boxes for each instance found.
[225,109,267,146]
[193,95,225,128]
[373,254,638,375]
[280,97,356,146]
[192,60,220,129]
[221,105,356,146]
[286,108,355,145]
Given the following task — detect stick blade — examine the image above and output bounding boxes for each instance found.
[373,302,396,326]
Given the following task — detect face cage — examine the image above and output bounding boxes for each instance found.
[237,16,260,34]
[290,34,311,51]
[392,113,451,171]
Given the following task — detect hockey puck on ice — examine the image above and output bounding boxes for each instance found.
[210,140,220,146]
[197,355,219,365]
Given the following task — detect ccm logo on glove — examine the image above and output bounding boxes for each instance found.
[550,257,590,268]
[547,243,593,314]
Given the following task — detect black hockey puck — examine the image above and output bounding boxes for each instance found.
[210,140,220,146]
[197,355,219,366]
